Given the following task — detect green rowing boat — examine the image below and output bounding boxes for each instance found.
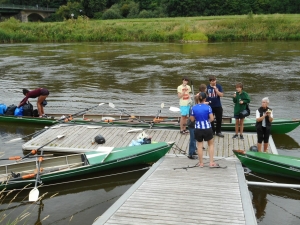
[233,150,300,180]
[0,142,174,191]
[1,113,299,134]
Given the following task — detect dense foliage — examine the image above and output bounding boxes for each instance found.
[1,0,300,20]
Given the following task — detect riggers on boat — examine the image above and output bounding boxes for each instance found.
[233,149,300,180]
[1,113,300,134]
[0,142,174,191]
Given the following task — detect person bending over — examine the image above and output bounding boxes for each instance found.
[19,88,49,117]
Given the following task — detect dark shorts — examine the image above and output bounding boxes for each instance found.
[234,114,244,119]
[41,88,49,96]
[257,127,271,143]
[194,128,214,142]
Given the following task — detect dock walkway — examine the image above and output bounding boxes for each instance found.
[93,155,257,225]
[22,124,276,155]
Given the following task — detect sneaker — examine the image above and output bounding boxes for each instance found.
[240,135,244,140]
[232,134,238,139]
[192,151,198,155]
[216,132,224,138]
[187,155,196,160]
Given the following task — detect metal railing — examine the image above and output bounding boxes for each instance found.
[0,4,57,12]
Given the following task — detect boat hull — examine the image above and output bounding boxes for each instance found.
[1,114,299,134]
[233,150,300,180]
[0,142,173,190]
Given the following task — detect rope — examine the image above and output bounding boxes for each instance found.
[1,166,150,193]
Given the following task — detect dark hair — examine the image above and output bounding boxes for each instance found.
[209,75,216,81]
[199,84,207,92]
[198,92,207,102]
[235,82,243,89]
[182,77,189,81]
[23,88,29,95]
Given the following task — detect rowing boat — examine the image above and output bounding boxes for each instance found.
[233,150,300,180]
[0,142,173,191]
[1,114,299,134]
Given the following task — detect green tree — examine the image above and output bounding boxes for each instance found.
[56,1,82,19]
[81,0,106,18]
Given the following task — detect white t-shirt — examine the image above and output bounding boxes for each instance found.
[177,84,191,106]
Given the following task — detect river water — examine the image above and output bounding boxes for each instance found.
[0,42,300,224]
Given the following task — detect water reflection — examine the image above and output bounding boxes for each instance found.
[0,166,147,225]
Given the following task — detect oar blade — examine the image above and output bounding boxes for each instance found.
[127,128,144,133]
[5,138,22,143]
[108,102,115,109]
[169,106,180,112]
[98,103,105,106]
[29,187,39,202]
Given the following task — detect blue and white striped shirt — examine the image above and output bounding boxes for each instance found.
[191,104,213,129]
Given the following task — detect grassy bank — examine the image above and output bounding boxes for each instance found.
[0,14,300,43]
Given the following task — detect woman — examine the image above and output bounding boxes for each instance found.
[18,88,49,117]
[232,82,250,140]
[190,92,219,167]
[256,97,273,152]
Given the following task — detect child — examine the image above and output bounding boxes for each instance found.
[232,82,250,140]
[177,77,191,134]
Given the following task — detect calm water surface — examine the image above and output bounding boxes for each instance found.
[0,42,300,224]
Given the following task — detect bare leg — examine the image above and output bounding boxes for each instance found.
[235,119,239,134]
[257,143,262,152]
[263,142,268,152]
[207,139,214,165]
[180,116,187,131]
[37,96,47,116]
[240,118,244,135]
[197,141,203,166]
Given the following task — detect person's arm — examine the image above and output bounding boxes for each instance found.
[214,84,224,97]
[209,113,214,122]
[267,111,273,122]
[256,109,266,122]
[190,115,195,122]
[18,96,28,107]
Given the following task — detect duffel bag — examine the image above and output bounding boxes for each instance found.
[5,104,17,116]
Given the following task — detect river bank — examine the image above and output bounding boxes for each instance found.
[0,14,300,43]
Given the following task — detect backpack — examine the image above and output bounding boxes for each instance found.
[23,102,34,117]
[0,104,7,115]
[14,107,24,116]
[5,104,17,116]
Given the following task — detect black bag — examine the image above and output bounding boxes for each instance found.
[142,138,152,144]
[5,104,17,116]
[23,102,33,117]
[187,118,195,128]
[240,104,250,118]
[33,109,39,117]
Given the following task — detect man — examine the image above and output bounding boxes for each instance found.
[190,92,219,167]
[177,77,191,134]
[207,75,224,137]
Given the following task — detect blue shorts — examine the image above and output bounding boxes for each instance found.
[180,106,190,116]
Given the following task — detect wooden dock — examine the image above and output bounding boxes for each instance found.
[93,155,257,225]
[22,124,276,155]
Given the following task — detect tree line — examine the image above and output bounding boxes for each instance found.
[1,0,300,20]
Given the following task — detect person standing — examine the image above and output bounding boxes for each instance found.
[256,97,273,152]
[177,77,191,134]
[19,88,49,118]
[207,75,224,137]
[190,92,220,167]
[232,82,250,140]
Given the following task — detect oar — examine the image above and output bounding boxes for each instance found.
[29,134,65,202]
[101,148,114,163]
[108,102,143,122]
[6,103,105,143]
[169,106,180,112]
[153,103,164,123]
[190,80,195,106]
[19,135,65,161]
